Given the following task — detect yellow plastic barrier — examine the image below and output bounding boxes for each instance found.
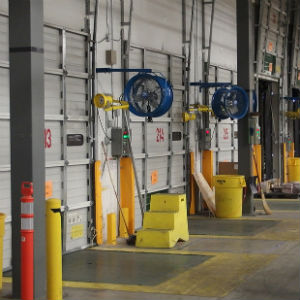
[287,157,300,183]
[213,175,246,218]
[0,213,5,289]
[46,199,62,300]
[119,208,129,238]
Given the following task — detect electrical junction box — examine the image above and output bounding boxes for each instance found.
[249,116,261,145]
[285,136,293,152]
[111,127,130,157]
[106,50,117,65]
[199,128,211,150]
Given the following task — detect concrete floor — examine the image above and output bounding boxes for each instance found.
[0,199,299,300]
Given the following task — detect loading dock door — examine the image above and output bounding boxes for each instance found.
[0,14,93,269]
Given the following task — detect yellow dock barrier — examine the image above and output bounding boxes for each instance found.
[107,213,116,245]
[0,213,5,289]
[46,199,62,300]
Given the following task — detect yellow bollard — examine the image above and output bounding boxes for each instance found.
[119,208,129,238]
[107,213,116,245]
[0,213,5,289]
[46,199,62,300]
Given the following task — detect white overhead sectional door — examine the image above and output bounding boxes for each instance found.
[291,4,300,89]
[257,0,288,78]
[129,45,186,228]
[0,12,11,270]
[0,12,92,269]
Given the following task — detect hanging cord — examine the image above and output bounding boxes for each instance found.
[101,141,131,236]
[97,109,111,141]
[124,112,145,218]
[269,96,278,144]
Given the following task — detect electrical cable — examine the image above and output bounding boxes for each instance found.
[101,142,131,236]
[97,109,111,141]
[105,0,110,38]
[124,112,145,218]
[210,123,216,142]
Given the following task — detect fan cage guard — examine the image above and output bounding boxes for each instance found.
[124,73,173,118]
[211,86,249,120]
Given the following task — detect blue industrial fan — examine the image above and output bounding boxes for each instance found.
[211,86,249,120]
[124,73,173,118]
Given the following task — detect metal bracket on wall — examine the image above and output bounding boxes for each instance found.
[190,81,232,92]
[96,68,152,73]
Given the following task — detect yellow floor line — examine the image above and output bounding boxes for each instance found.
[91,246,231,257]
[63,253,278,298]
[153,253,277,297]
[2,253,279,297]
[190,234,267,240]
[255,219,299,241]
[254,198,299,202]
[256,209,299,213]
[190,234,299,241]
[188,215,279,221]
[63,281,155,293]
[189,215,299,222]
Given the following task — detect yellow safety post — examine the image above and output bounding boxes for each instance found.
[120,157,135,234]
[119,208,129,238]
[46,199,62,300]
[252,144,262,182]
[189,152,196,215]
[107,213,116,245]
[94,161,103,245]
[202,150,213,188]
[287,157,300,182]
[283,143,288,183]
[289,142,295,158]
[0,213,5,289]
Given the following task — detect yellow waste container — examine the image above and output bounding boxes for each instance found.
[287,157,300,183]
[213,175,246,218]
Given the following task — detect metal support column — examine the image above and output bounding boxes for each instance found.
[9,1,46,298]
[202,0,215,129]
[236,0,254,215]
[182,0,189,208]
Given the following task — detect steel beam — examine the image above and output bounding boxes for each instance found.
[236,0,254,215]
[9,1,46,298]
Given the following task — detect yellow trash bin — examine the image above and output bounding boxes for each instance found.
[213,175,246,218]
[287,157,300,183]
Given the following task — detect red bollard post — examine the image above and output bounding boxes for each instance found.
[20,182,34,300]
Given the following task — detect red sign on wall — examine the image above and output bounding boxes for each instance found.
[156,128,165,143]
[44,129,52,149]
[223,128,229,140]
